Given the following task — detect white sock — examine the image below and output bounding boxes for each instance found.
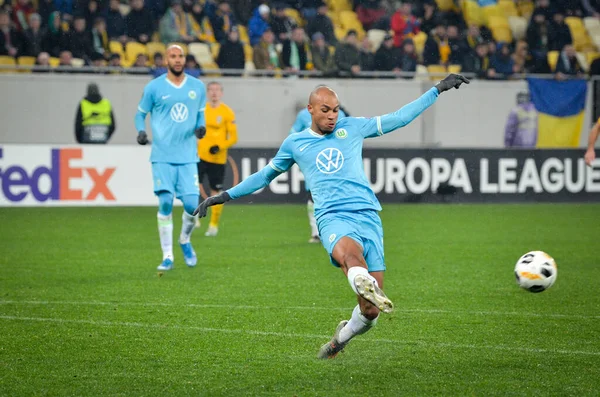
[307,199,318,236]
[179,211,197,244]
[157,212,173,260]
[338,305,378,344]
[346,266,378,295]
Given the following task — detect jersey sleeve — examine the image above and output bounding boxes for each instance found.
[137,83,154,114]
[269,136,296,173]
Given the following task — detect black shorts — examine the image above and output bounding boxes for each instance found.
[197,161,226,191]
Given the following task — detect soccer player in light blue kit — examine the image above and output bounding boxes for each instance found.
[135,45,207,271]
[290,103,348,243]
[195,74,469,358]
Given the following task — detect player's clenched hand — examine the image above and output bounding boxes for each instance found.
[137,131,149,145]
[209,145,220,154]
[194,192,231,217]
[585,148,596,167]
[435,74,470,94]
[195,126,206,139]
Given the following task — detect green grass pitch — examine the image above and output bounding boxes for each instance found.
[1,203,599,396]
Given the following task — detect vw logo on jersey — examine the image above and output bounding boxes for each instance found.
[316,148,344,174]
[170,103,189,123]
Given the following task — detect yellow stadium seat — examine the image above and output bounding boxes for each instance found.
[329,0,352,12]
[327,11,340,25]
[448,64,462,74]
[491,26,513,42]
[49,57,60,67]
[334,26,347,41]
[17,56,35,65]
[565,17,585,32]
[0,55,16,73]
[237,25,249,44]
[487,15,510,29]
[188,43,213,65]
[584,17,600,31]
[125,42,147,64]
[211,43,220,60]
[146,42,166,58]
[412,31,428,55]
[243,44,253,62]
[367,29,387,51]
[498,0,518,17]
[482,5,504,25]
[547,51,559,71]
[508,16,527,41]
[517,1,534,18]
[339,10,360,27]
[463,0,484,26]
[576,52,589,72]
[571,30,593,51]
[109,40,125,57]
[435,0,454,11]
[284,8,304,27]
[427,64,447,81]
[71,58,85,67]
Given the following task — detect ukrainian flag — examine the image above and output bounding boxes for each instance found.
[527,78,587,148]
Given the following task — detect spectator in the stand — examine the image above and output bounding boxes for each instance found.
[85,0,101,30]
[533,0,556,20]
[590,56,600,75]
[270,4,295,42]
[305,3,335,45]
[334,29,361,76]
[582,0,600,17]
[310,31,337,76]
[38,0,56,28]
[391,2,420,48]
[526,11,550,61]
[548,11,572,51]
[217,28,245,71]
[90,51,105,67]
[64,16,93,61]
[504,91,538,148]
[282,26,307,72]
[108,52,121,67]
[24,13,44,56]
[160,0,213,44]
[399,38,417,74]
[105,0,127,42]
[248,4,270,46]
[229,0,253,25]
[34,51,51,72]
[127,0,154,44]
[462,42,491,78]
[299,0,323,21]
[75,83,116,144]
[42,11,64,57]
[465,24,484,50]
[374,33,400,73]
[54,0,74,19]
[58,49,73,66]
[359,36,375,72]
[490,42,515,78]
[210,1,235,43]
[188,2,216,43]
[419,1,440,35]
[447,24,468,66]
[134,53,148,67]
[355,0,386,31]
[0,9,23,56]
[151,52,167,76]
[91,17,109,57]
[12,0,34,32]
[423,24,448,65]
[252,28,281,70]
[557,0,584,17]
[184,53,202,77]
[512,40,535,73]
[555,44,584,78]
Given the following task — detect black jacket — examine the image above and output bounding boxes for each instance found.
[0,28,24,56]
[306,14,336,44]
[282,39,308,70]
[374,45,400,71]
[217,39,245,70]
[548,21,572,51]
[75,94,116,144]
[126,8,154,41]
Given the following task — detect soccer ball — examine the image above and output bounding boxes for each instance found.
[514,251,558,293]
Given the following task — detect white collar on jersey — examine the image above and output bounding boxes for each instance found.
[166,75,188,89]
[308,129,325,138]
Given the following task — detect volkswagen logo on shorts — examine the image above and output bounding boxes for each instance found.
[170,103,189,123]
[316,148,344,174]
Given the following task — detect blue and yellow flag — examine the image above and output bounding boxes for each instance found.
[527,78,587,148]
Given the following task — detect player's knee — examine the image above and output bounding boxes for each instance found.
[181,194,199,215]
[157,192,174,215]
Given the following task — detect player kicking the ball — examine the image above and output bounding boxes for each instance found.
[135,44,207,271]
[194,74,469,358]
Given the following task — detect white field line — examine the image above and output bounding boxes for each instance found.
[0,300,599,320]
[0,314,599,357]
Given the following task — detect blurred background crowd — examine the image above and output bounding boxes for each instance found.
[1,0,600,78]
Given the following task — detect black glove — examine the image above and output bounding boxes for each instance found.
[137,131,149,145]
[209,145,220,154]
[193,192,231,218]
[195,126,206,139]
[435,73,470,94]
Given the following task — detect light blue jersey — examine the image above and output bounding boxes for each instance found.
[136,74,206,164]
[289,108,347,135]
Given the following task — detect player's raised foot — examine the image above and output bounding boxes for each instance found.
[179,242,197,267]
[353,274,394,314]
[317,320,349,359]
[157,258,174,271]
[308,235,320,244]
[204,226,218,237]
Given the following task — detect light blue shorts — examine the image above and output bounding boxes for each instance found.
[318,210,386,272]
[151,162,198,198]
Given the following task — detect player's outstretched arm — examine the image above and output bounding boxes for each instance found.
[364,74,469,137]
[193,165,283,217]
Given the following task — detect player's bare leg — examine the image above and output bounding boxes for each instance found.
[317,237,393,359]
[307,192,319,243]
[205,188,222,236]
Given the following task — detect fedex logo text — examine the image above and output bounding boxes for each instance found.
[0,148,116,203]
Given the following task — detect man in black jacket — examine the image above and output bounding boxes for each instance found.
[75,83,116,144]
[217,29,245,74]
[126,0,154,43]
[282,26,307,71]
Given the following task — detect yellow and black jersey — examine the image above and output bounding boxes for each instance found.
[198,102,238,164]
